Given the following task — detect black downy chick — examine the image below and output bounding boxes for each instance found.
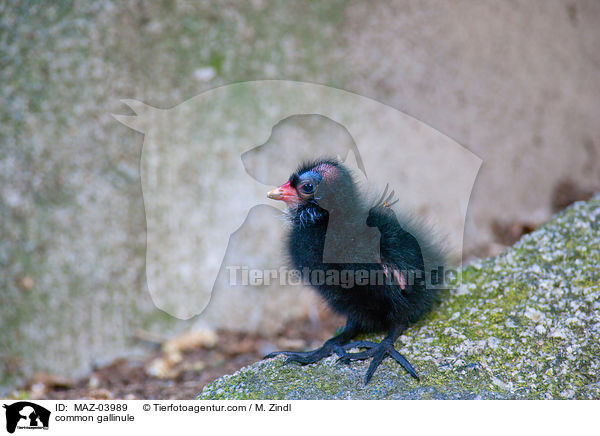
[265,158,445,384]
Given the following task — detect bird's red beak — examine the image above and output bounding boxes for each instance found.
[267,181,300,204]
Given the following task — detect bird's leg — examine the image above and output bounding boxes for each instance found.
[264,321,359,365]
[338,324,419,384]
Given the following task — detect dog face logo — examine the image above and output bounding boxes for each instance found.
[3,402,51,433]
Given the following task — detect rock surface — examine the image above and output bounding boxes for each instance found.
[199,195,600,399]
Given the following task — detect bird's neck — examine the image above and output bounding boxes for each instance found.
[289,203,328,267]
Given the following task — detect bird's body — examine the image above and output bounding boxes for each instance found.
[266,158,444,383]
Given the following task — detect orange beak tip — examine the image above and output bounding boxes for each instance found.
[267,188,283,200]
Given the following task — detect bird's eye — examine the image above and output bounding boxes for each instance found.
[300,182,315,194]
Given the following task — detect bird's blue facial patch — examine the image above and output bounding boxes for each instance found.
[299,170,322,184]
[291,170,322,189]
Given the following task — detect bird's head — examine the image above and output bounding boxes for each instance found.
[267,159,359,224]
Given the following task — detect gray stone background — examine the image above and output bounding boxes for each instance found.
[1,0,599,389]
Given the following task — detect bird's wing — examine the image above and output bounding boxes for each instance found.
[370,201,426,291]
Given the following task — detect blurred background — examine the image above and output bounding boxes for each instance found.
[1,0,599,398]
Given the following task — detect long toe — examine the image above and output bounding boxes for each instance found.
[364,347,388,385]
[339,341,421,385]
[266,341,346,366]
[264,350,302,360]
[286,348,337,365]
[388,347,419,380]
[342,340,378,351]
[337,348,377,365]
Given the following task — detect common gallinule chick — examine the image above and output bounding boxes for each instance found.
[265,158,445,384]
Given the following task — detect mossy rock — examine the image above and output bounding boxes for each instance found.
[199,195,600,399]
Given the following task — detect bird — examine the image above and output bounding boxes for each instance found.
[264,158,445,384]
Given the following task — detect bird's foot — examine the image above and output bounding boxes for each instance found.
[338,339,419,384]
[264,341,347,365]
